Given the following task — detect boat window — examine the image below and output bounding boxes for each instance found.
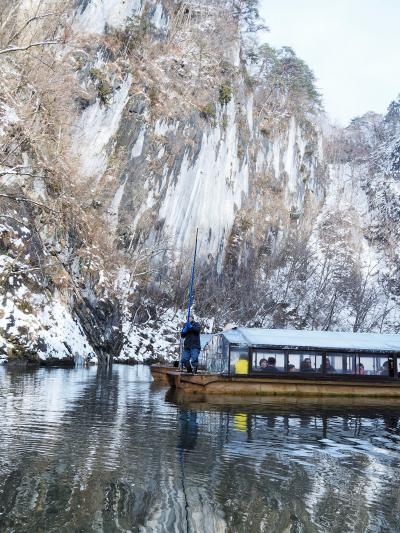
[326,354,393,376]
[252,351,285,373]
[325,354,354,374]
[202,334,228,374]
[230,347,249,375]
[288,352,323,374]
[354,354,392,377]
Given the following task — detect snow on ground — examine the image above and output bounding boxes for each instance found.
[116,306,213,363]
[0,215,96,364]
[0,287,95,363]
[116,307,184,363]
[0,102,19,137]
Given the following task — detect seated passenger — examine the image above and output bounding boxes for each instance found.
[235,354,249,375]
[288,364,296,372]
[260,356,280,373]
[380,361,389,376]
[320,359,336,373]
[300,358,315,372]
[355,363,365,375]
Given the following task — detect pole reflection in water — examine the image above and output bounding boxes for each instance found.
[178,410,198,452]
[1,365,400,532]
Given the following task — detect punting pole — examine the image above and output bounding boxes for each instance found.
[186,228,199,324]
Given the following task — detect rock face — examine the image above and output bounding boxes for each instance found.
[0,0,399,364]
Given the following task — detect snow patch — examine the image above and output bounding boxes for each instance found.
[75,0,143,34]
[117,307,183,363]
[131,126,145,159]
[246,92,253,134]
[151,2,168,30]
[108,177,128,231]
[284,116,297,194]
[0,287,94,363]
[0,103,19,137]
[154,119,178,136]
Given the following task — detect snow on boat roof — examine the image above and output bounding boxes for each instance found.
[221,328,400,353]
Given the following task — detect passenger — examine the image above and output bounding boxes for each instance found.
[260,356,280,373]
[235,354,249,375]
[320,358,336,373]
[259,358,268,369]
[355,363,365,375]
[380,361,389,376]
[300,358,315,372]
[288,364,296,372]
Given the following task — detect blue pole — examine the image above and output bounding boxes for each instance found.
[186,228,199,324]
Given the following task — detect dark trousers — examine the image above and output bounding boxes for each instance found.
[182,348,200,370]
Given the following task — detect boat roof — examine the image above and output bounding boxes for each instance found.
[221,328,400,354]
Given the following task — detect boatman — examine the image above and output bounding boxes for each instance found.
[181,315,201,374]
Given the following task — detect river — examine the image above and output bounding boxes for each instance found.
[1,364,400,532]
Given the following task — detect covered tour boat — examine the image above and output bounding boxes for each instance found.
[163,327,400,397]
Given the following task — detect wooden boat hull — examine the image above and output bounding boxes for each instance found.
[166,372,400,398]
[150,364,175,383]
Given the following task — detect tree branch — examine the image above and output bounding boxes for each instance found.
[0,193,55,212]
[7,12,63,45]
[0,169,46,178]
[11,262,57,275]
[0,41,60,55]
[0,214,26,225]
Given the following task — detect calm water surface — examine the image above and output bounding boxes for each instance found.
[1,364,400,532]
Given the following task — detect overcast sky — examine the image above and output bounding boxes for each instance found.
[258,0,400,126]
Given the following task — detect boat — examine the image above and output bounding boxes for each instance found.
[164,327,400,398]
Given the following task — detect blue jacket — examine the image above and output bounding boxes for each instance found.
[181,321,201,350]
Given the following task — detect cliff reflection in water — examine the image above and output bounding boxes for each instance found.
[1,365,400,532]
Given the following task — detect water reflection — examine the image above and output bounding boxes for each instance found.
[1,365,400,532]
[178,410,198,451]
